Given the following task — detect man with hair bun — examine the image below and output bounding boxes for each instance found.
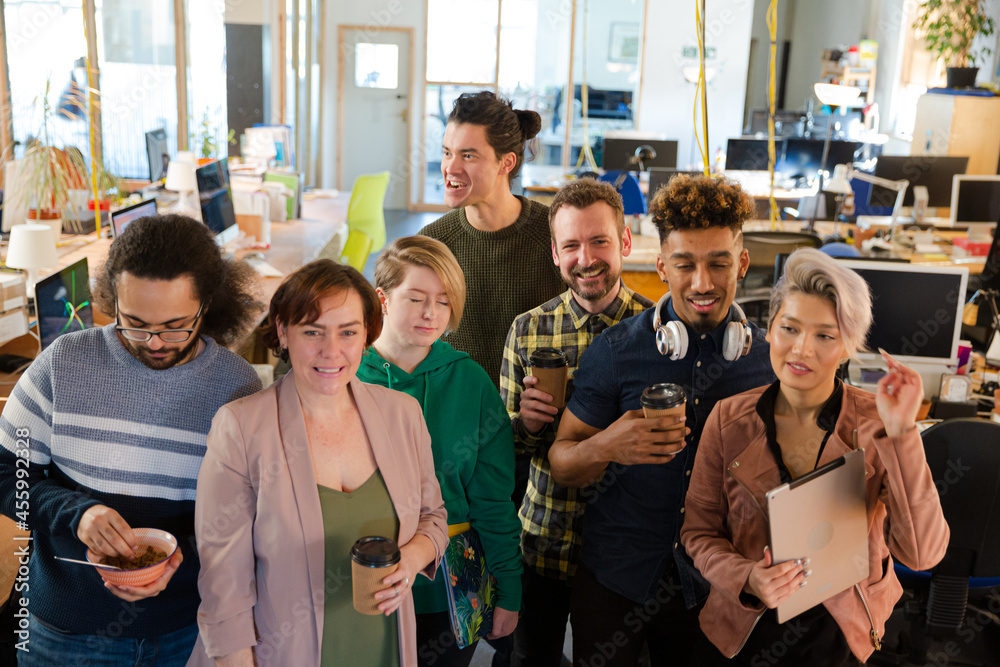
[421,90,564,389]
[421,89,564,667]
[0,214,262,665]
[549,175,775,666]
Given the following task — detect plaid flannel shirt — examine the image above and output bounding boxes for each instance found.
[499,285,653,579]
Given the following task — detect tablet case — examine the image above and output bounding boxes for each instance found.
[766,448,869,623]
[442,526,495,648]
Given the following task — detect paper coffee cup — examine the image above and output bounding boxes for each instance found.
[350,536,400,615]
[641,383,687,455]
[529,348,568,409]
[640,383,686,419]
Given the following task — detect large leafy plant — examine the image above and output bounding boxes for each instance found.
[913,0,996,67]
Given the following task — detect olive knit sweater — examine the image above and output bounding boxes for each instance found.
[421,196,564,387]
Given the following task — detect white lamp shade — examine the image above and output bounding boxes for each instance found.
[824,164,854,194]
[165,161,197,192]
[814,83,862,108]
[6,224,58,270]
[174,150,196,165]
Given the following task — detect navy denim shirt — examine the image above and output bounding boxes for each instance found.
[568,301,775,606]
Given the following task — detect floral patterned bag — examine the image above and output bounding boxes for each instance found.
[442,525,496,648]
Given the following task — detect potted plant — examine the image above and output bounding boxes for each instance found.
[2,82,89,239]
[194,109,236,163]
[913,0,996,88]
[2,82,127,236]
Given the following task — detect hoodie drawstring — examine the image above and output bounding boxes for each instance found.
[383,362,393,389]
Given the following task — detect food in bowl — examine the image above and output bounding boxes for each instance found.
[101,546,168,570]
[86,528,178,588]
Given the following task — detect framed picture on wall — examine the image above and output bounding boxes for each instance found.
[608,23,640,63]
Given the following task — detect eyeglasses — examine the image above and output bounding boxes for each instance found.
[115,302,206,343]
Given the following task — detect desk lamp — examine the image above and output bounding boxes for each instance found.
[5,223,59,298]
[807,84,862,232]
[164,160,201,221]
[838,164,909,243]
[824,164,855,239]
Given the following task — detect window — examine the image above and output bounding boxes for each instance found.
[421,0,645,207]
[355,44,399,90]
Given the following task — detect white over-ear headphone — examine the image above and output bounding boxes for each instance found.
[652,295,753,361]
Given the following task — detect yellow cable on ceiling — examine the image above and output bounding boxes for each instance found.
[767,0,780,228]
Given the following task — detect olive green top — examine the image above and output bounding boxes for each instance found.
[319,470,401,666]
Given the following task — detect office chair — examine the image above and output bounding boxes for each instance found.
[740,231,822,294]
[870,419,1000,666]
[598,170,646,215]
[346,172,390,252]
[735,254,789,329]
[339,229,374,272]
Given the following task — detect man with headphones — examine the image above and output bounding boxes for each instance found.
[549,175,776,667]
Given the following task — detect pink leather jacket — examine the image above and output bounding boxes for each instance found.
[681,383,949,662]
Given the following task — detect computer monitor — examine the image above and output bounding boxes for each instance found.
[601,137,678,172]
[35,258,94,350]
[110,199,157,238]
[746,109,806,137]
[778,139,860,185]
[839,259,968,366]
[145,128,169,182]
[574,85,633,120]
[949,175,1000,227]
[195,158,239,246]
[725,138,770,171]
[869,155,969,208]
[648,169,703,199]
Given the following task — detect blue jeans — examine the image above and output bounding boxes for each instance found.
[18,615,198,667]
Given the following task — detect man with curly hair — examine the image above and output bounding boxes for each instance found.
[0,214,262,666]
[548,175,775,666]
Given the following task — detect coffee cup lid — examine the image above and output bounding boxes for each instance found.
[640,383,686,410]
[351,536,400,567]
[529,348,567,368]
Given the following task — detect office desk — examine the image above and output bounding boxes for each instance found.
[0,193,349,385]
[621,222,987,303]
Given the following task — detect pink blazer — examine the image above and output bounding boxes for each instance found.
[186,371,448,666]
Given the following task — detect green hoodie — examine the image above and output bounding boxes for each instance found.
[358,340,522,614]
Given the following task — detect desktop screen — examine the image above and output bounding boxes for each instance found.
[145,129,169,182]
[869,155,969,208]
[35,258,94,350]
[725,138,770,171]
[110,199,157,238]
[196,158,238,244]
[601,138,678,171]
[951,176,1000,226]
[840,260,967,364]
[778,139,860,185]
[574,85,633,120]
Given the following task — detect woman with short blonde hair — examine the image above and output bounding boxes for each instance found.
[682,248,949,665]
[359,236,522,667]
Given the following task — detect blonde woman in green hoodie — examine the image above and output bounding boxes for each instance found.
[358,236,522,667]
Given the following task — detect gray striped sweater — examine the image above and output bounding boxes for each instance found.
[0,324,261,639]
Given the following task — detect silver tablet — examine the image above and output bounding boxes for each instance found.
[766,448,869,623]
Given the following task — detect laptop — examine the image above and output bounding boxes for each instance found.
[110,199,157,238]
[35,258,94,350]
[766,448,869,623]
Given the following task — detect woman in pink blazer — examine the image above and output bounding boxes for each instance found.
[188,260,448,666]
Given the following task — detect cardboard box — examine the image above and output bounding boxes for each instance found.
[0,307,28,346]
[0,271,27,313]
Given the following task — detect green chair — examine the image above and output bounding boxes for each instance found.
[346,171,390,252]
[340,229,374,271]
